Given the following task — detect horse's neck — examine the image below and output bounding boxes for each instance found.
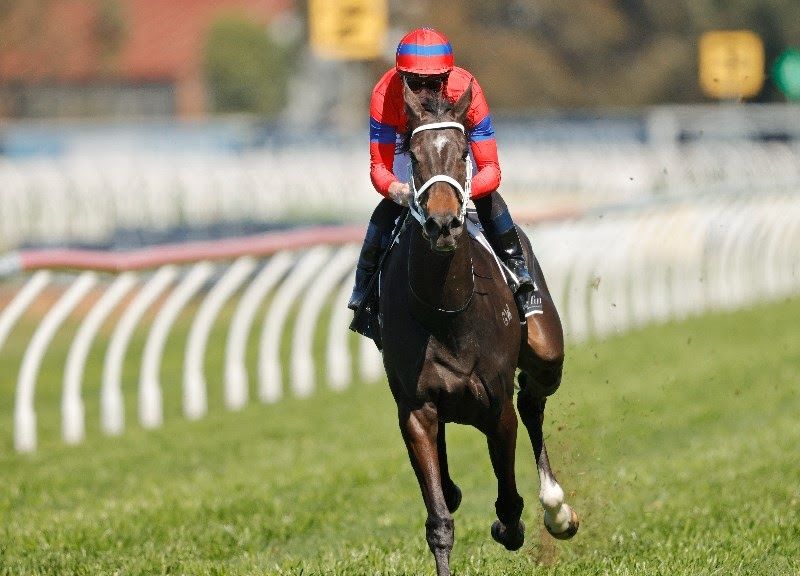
[407,224,473,315]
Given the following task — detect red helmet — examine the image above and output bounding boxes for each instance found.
[395,28,454,75]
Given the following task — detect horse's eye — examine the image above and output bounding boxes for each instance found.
[461,148,469,161]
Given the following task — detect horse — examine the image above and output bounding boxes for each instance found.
[377,79,579,576]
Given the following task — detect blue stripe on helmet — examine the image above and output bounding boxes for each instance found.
[370,117,397,144]
[469,115,495,142]
[396,43,453,56]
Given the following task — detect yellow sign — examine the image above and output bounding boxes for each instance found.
[699,31,765,99]
[309,0,387,60]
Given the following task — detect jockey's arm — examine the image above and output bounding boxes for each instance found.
[369,83,413,206]
[369,119,398,197]
[466,79,501,199]
[469,137,501,199]
[369,132,410,206]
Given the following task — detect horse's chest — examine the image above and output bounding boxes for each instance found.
[418,342,506,419]
[422,328,505,385]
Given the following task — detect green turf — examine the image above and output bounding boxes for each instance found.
[1,297,799,575]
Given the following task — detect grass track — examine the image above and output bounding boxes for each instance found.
[1,297,799,575]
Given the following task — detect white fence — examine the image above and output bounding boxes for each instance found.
[1,194,799,453]
[534,195,800,342]
[0,228,384,453]
[2,130,799,249]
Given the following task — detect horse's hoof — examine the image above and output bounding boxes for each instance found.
[545,507,579,540]
[445,484,462,513]
[491,519,525,551]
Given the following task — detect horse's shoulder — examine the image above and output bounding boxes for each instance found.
[469,235,499,280]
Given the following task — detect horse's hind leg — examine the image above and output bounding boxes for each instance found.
[487,398,525,551]
[437,422,462,513]
[515,239,579,538]
[399,404,454,576]
[517,375,579,540]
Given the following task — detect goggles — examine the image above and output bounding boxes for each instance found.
[403,73,448,92]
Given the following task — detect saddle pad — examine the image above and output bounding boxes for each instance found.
[466,219,506,281]
[466,218,544,318]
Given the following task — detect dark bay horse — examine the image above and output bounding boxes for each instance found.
[378,80,579,575]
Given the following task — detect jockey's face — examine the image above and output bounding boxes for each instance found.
[402,72,448,95]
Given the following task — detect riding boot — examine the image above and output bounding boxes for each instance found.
[347,238,383,311]
[487,227,540,318]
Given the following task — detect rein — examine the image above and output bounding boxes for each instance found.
[407,122,472,225]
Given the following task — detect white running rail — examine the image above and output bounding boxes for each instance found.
[0,226,367,452]
[1,198,800,453]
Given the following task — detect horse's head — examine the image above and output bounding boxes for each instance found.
[403,78,472,253]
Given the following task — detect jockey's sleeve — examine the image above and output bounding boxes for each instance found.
[369,81,400,197]
[466,80,501,199]
[369,120,397,197]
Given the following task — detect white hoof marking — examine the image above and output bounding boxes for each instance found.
[544,503,574,534]
[539,470,572,533]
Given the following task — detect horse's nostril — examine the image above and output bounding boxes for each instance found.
[424,217,440,239]
[450,217,462,230]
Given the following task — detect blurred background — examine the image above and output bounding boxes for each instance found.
[1,0,799,250]
[1,5,799,571]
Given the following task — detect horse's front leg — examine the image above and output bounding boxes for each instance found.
[486,397,526,551]
[399,403,454,576]
[517,379,579,539]
[437,422,462,513]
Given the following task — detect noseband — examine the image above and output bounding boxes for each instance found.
[407,121,473,225]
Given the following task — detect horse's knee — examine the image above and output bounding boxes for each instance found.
[536,357,563,396]
[425,515,454,553]
[518,355,563,400]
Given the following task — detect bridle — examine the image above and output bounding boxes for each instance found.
[404,121,475,316]
[407,121,472,226]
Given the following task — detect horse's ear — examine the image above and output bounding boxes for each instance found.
[403,76,425,123]
[452,80,473,123]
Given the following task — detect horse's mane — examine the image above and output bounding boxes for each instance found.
[397,94,455,154]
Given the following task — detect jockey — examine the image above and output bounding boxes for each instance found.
[348,27,538,318]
